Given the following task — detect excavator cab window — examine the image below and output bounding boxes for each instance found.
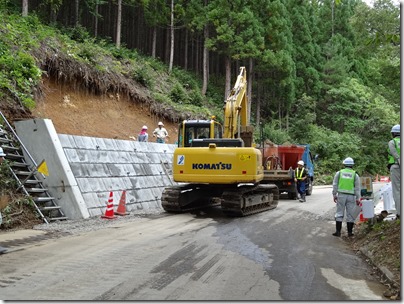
[177,120,223,147]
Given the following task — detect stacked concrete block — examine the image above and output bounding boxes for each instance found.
[59,135,177,217]
[15,118,177,219]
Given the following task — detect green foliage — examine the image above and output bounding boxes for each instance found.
[171,67,200,91]
[170,83,188,104]
[0,160,16,191]
[132,67,153,88]
[62,25,92,43]
[146,57,166,72]
[0,1,400,180]
[188,90,203,107]
[152,92,171,104]
[0,50,41,109]
[258,121,291,145]
[289,94,316,143]
[306,125,363,175]
[367,218,399,234]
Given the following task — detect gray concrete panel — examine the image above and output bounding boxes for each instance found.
[102,138,119,150]
[129,152,148,164]
[58,134,77,148]
[14,119,90,220]
[106,163,130,177]
[114,139,134,151]
[73,136,98,149]
[76,178,94,193]
[16,119,178,220]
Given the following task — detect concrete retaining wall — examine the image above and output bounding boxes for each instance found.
[15,119,177,219]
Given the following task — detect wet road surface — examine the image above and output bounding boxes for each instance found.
[0,185,387,300]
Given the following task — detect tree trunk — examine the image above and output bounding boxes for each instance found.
[75,0,79,26]
[168,0,174,73]
[224,57,231,102]
[201,25,209,96]
[195,37,199,75]
[116,0,122,49]
[256,79,261,127]
[22,0,28,17]
[184,29,188,70]
[94,3,99,37]
[152,26,157,58]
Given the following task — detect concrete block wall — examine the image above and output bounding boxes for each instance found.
[59,134,176,217]
[15,119,177,219]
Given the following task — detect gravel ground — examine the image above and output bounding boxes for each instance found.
[33,209,166,235]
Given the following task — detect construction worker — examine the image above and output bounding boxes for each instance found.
[387,124,400,219]
[153,122,169,143]
[137,125,149,142]
[332,157,361,237]
[294,160,307,202]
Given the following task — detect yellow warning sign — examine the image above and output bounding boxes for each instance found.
[239,155,252,161]
[37,160,49,176]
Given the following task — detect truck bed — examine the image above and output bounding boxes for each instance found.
[263,169,292,181]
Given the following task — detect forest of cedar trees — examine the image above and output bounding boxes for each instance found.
[0,0,401,177]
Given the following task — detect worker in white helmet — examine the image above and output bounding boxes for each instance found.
[332,157,361,237]
[294,160,308,202]
[153,122,169,143]
[387,124,400,219]
[137,125,149,142]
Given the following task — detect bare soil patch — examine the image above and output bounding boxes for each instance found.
[32,78,179,143]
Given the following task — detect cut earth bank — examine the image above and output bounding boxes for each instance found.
[33,78,180,143]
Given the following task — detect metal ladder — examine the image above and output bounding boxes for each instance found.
[0,112,67,224]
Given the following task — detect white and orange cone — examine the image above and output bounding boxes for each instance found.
[101,191,116,219]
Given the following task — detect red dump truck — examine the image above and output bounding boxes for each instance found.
[261,143,315,199]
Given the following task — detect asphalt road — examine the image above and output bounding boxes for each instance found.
[0,185,387,300]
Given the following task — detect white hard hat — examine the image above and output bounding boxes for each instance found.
[342,157,354,166]
[142,125,148,130]
[158,121,164,126]
[297,160,304,166]
[0,147,6,157]
[391,124,400,134]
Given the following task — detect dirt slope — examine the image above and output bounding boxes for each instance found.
[32,78,179,143]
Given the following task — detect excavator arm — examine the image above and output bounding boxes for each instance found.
[223,67,254,147]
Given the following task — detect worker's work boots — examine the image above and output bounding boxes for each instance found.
[332,221,342,237]
[347,222,354,237]
[299,194,306,202]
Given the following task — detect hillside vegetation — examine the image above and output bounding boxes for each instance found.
[0,0,400,178]
[0,8,400,297]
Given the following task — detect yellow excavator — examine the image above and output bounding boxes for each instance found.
[161,67,279,216]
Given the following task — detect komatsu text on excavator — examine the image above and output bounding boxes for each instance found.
[161,67,279,216]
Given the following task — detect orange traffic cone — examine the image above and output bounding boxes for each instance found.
[101,191,116,219]
[115,190,129,216]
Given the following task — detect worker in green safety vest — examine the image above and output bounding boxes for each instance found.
[387,124,400,219]
[332,157,361,237]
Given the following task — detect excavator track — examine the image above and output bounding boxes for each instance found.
[161,183,279,217]
[161,184,222,213]
[221,184,279,216]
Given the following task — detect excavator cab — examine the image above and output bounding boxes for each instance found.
[177,119,223,147]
